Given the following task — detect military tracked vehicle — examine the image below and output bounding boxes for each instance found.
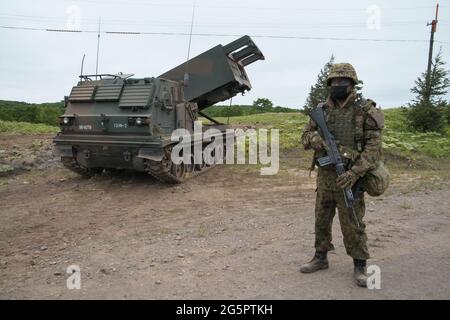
[53,36,265,183]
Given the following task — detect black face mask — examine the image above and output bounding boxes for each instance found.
[330,86,350,100]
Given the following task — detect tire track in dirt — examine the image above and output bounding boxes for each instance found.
[1,142,449,298]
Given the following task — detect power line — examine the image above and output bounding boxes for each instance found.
[0,20,430,30]
[1,24,449,45]
[73,0,191,8]
[0,13,431,29]
[71,0,439,12]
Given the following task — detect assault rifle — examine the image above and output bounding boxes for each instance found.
[310,104,360,228]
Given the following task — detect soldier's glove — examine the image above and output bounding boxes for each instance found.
[310,131,325,151]
[336,170,359,190]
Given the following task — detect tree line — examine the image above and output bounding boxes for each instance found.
[0,100,64,126]
[0,98,299,126]
[203,98,300,117]
[303,51,450,134]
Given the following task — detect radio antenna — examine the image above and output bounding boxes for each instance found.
[95,17,101,80]
[184,0,196,86]
[80,54,86,79]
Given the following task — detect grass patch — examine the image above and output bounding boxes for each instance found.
[0,120,59,135]
[1,108,448,160]
[214,113,308,150]
[207,109,450,160]
[383,108,450,159]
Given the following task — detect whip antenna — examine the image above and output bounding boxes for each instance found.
[184,0,196,86]
[95,17,101,80]
[80,54,86,78]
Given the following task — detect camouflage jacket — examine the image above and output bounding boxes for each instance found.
[301,92,384,190]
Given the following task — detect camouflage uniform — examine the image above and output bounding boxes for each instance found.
[301,83,384,261]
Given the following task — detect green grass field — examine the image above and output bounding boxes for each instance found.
[1,108,449,159]
[213,108,450,159]
[214,113,308,150]
[0,120,59,135]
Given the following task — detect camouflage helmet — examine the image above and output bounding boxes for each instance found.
[326,63,359,86]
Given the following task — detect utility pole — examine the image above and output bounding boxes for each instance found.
[426,2,439,101]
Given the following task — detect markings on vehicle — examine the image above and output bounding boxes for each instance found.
[78,125,92,130]
[114,123,128,129]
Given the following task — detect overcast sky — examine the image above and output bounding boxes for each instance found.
[1,0,449,109]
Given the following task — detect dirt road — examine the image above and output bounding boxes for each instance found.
[1,135,449,299]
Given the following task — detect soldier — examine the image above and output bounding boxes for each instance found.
[300,63,385,287]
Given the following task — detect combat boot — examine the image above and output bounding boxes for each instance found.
[300,251,329,273]
[353,259,368,287]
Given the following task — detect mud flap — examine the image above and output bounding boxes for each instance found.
[137,148,165,162]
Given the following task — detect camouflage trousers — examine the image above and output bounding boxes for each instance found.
[314,188,370,260]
